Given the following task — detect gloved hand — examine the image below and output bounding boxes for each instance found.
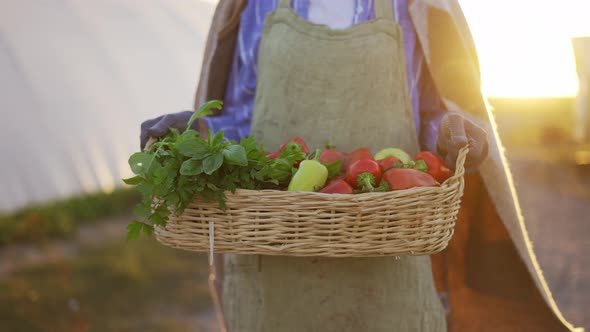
[437,113,489,173]
[140,111,195,150]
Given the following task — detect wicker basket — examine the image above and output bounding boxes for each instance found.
[155,147,468,257]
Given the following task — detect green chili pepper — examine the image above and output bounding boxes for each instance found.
[287,150,328,192]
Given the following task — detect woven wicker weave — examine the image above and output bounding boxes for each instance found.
[155,147,468,257]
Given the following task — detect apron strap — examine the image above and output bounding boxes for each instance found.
[375,0,394,21]
[278,0,291,9]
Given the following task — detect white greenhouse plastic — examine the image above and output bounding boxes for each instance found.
[0,1,216,212]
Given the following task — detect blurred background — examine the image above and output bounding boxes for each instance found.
[0,0,589,331]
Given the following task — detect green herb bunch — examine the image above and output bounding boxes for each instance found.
[124,101,306,239]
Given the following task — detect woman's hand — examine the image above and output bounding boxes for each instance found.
[140,111,209,150]
[437,113,488,173]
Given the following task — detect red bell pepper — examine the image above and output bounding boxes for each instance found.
[320,149,345,164]
[347,147,373,163]
[275,137,310,167]
[377,156,401,172]
[382,168,439,191]
[340,156,351,173]
[346,159,382,191]
[344,147,373,174]
[320,149,347,172]
[415,151,453,183]
[279,137,310,155]
[320,177,354,194]
[267,151,280,160]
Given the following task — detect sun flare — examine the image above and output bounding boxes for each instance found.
[458,0,590,98]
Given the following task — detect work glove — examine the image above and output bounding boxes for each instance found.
[140,111,195,150]
[437,113,489,173]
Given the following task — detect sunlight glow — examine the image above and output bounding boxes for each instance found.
[458,0,590,97]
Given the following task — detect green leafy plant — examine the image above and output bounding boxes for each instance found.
[0,189,139,246]
[125,101,305,239]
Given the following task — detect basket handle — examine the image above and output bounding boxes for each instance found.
[449,145,469,181]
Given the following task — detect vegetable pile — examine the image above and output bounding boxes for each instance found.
[125,102,454,239]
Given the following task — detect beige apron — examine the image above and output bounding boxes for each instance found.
[221,0,446,331]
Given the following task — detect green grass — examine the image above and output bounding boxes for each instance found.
[0,238,212,332]
[0,189,140,246]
